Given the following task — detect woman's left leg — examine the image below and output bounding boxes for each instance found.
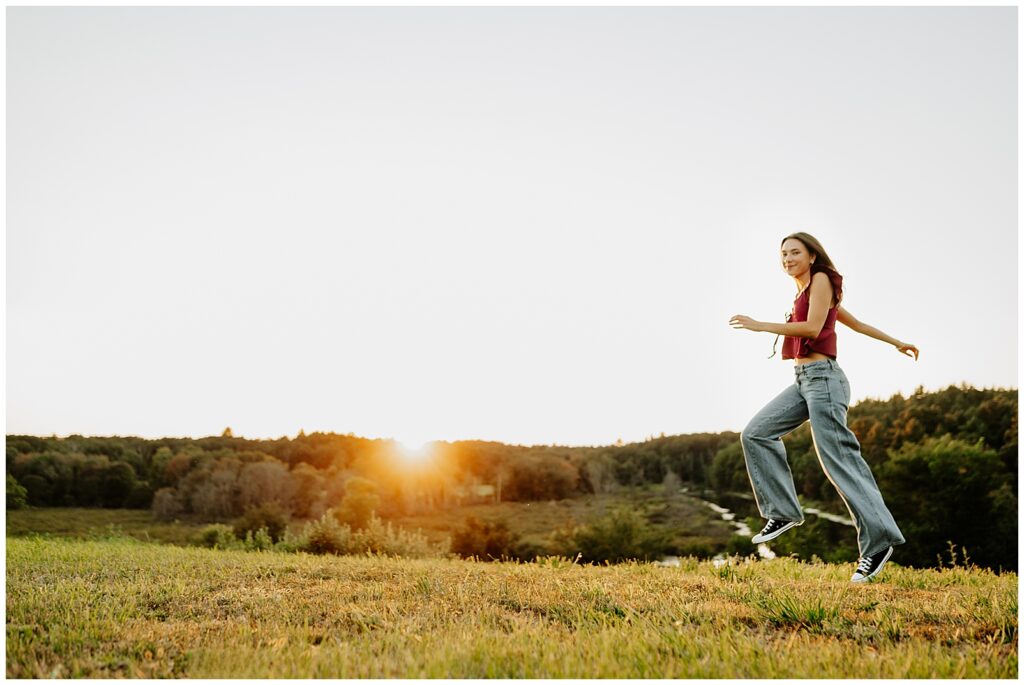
[798,360,906,559]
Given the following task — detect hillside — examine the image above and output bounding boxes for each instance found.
[8,384,1017,571]
[6,535,1016,678]
[4,486,744,561]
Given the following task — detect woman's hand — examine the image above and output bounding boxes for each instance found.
[729,315,764,332]
[895,342,919,361]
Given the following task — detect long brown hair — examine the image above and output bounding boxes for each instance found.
[781,232,843,306]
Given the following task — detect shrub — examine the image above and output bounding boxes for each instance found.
[271,527,308,554]
[510,540,546,563]
[569,507,672,564]
[6,474,28,510]
[196,524,239,550]
[676,538,717,559]
[725,534,757,557]
[350,513,443,559]
[300,512,352,555]
[451,515,522,560]
[296,510,444,558]
[233,502,290,543]
[243,527,274,552]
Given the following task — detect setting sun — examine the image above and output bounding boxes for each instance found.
[395,438,434,461]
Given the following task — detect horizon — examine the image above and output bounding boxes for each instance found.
[8,377,1018,450]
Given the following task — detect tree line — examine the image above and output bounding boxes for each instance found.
[6,383,1016,571]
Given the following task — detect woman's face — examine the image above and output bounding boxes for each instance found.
[780,238,815,277]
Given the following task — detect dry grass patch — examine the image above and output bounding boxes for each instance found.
[6,536,1017,678]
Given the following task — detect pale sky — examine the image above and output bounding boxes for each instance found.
[6,6,1018,448]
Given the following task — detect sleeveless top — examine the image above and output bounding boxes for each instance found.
[782,272,840,360]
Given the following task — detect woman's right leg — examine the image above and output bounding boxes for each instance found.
[741,382,810,522]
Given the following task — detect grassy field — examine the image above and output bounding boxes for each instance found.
[4,507,208,546]
[6,534,1017,678]
[386,487,736,552]
[4,486,738,555]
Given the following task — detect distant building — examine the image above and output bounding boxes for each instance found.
[452,483,496,504]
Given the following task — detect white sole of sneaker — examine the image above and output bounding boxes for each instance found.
[851,546,894,583]
[750,520,803,544]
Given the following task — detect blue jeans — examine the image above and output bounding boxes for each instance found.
[740,358,905,559]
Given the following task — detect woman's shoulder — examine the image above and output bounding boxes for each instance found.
[797,269,839,302]
[811,270,834,287]
[810,268,841,308]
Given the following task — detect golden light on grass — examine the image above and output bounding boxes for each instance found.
[6,535,1018,678]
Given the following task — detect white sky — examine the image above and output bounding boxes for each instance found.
[6,6,1018,448]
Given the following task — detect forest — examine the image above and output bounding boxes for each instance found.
[7,383,1017,572]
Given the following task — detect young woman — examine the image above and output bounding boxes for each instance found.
[728,232,918,583]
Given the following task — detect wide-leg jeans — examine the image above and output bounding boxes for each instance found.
[740,358,905,559]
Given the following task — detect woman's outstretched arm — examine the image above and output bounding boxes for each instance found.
[837,306,919,360]
[730,272,832,338]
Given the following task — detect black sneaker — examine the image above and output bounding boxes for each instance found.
[751,518,803,544]
[851,546,894,583]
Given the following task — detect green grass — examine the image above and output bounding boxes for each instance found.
[388,489,735,552]
[4,507,215,546]
[6,535,1016,678]
[5,487,738,556]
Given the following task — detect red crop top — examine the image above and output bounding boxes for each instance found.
[782,272,841,360]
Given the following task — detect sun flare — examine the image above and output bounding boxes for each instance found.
[395,438,434,461]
